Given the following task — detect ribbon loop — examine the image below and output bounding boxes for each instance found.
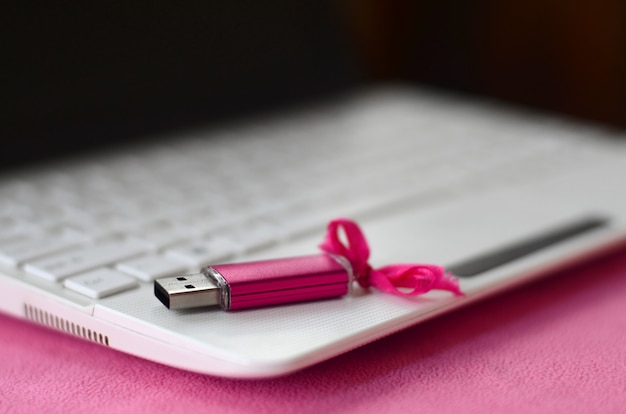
[319,218,462,297]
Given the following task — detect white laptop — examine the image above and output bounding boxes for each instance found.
[2,87,625,378]
[3,4,626,378]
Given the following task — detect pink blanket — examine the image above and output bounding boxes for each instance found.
[2,250,626,413]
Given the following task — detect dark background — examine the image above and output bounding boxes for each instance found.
[344,1,626,127]
[2,1,625,169]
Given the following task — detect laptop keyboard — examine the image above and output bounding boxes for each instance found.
[0,94,605,301]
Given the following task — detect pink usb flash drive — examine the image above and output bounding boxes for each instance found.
[154,254,352,311]
[154,218,462,311]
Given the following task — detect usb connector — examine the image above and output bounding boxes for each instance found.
[154,273,220,310]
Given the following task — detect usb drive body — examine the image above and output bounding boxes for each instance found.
[155,254,352,310]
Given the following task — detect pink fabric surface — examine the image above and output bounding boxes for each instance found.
[2,250,626,414]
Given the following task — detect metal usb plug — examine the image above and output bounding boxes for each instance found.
[154,273,221,310]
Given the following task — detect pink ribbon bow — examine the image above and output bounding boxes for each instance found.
[319,218,462,297]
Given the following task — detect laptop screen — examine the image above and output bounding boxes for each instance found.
[2,2,357,169]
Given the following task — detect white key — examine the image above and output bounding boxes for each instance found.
[180,209,237,237]
[133,222,193,250]
[24,239,148,281]
[164,238,238,267]
[0,217,38,243]
[0,230,86,266]
[230,220,284,252]
[64,268,138,299]
[278,205,331,237]
[116,255,189,282]
[63,215,132,241]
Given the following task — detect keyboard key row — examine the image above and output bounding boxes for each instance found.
[64,268,138,299]
[116,255,189,282]
[164,237,238,267]
[23,239,149,282]
[0,229,86,266]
